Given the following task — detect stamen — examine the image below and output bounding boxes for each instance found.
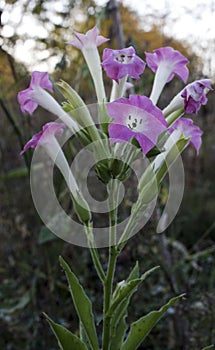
[115,53,134,64]
[126,115,143,131]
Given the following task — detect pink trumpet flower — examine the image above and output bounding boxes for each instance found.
[107,95,167,154]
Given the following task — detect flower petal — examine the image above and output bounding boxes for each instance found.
[20,130,43,154]
[108,123,134,144]
[135,133,155,154]
[20,122,65,154]
[18,89,38,115]
[102,46,145,82]
[181,79,212,114]
[18,71,53,115]
[169,117,203,154]
[30,71,53,92]
[107,95,167,154]
[145,46,189,83]
[68,26,109,50]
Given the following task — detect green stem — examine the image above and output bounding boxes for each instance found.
[102,246,118,350]
[102,180,120,350]
[84,224,105,283]
[117,195,149,254]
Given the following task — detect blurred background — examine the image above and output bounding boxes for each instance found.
[0,0,215,349]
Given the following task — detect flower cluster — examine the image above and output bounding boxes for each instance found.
[18,26,212,161]
[18,27,212,204]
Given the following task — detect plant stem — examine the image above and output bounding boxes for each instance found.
[102,245,118,350]
[102,180,119,350]
[85,224,106,283]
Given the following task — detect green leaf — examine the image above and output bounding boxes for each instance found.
[109,264,159,350]
[110,308,127,350]
[121,294,186,350]
[44,313,87,350]
[156,137,189,183]
[109,266,159,315]
[110,262,140,350]
[127,261,140,281]
[59,256,99,350]
[201,346,214,350]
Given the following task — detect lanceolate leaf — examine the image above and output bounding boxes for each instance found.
[59,256,99,350]
[109,266,159,315]
[110,309,127,350]
[121,294,185,350]
[110,262,140,350]
[44,313,87,350]
[110,264,159,350]
[126,261,140,282]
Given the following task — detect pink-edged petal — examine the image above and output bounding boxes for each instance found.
[108,123,134,144]
[107,99,132,124]
[101,46,145,82]
[86,26,99,40]
[169,117,203,154]
[135,134,155,154]
[107,95,167,154]
[145,46,189,83]
[181,79,212,114]
[123,95,167,127]
[68,35,83,49]
[20,122,65,155]
[68,26,109,50]
[41,122,65,143]
[96,35,110,46]
[30,71,53,92]
[21,99,38,115]
[20,130,43,155]
[18,89,38,115]
[18,71,53,115]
